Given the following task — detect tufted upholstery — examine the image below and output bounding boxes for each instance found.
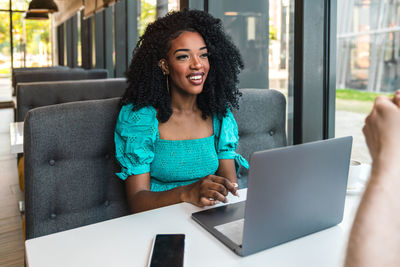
[13,68,108,95]
[233,89,287,187]
[233,89,287,161]
[16,78,128,122]
[24,98,130,240]
[24,89,286,239]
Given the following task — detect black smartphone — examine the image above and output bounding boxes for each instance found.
[148,234,185,267]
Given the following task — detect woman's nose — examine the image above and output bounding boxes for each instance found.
[190,56,202,69]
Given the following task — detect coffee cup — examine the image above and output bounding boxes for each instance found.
[347,160,362,189]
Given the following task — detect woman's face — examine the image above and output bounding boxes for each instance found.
[163,31,210,96]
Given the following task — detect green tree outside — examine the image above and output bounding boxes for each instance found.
[139,0,156,37]
[0,0,51,76]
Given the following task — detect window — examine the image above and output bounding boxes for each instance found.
[209,0,294,143]
[336,0,400,164]
[0,0,51,77]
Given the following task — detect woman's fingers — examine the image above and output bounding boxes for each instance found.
[190,175,241,207]
[199,196,218,206]
[202,189,227,203]
[207,182,228,196]
[210,175,238,196]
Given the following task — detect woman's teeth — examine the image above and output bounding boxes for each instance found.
[189,75,202,80]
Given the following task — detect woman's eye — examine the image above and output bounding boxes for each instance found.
[176,55,188,60]
[200,53,209,58]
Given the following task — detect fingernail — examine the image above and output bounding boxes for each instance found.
[232,183,239,189]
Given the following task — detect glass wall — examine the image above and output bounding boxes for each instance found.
[209,0,294,143]
[337,0,400,93]
[139,0,179,36]
[336,0,400,163]
[0,11,11,78]
[81,0,178,74]
[0,0,51,77]
[13,13,51,68]
[77,11,82,67]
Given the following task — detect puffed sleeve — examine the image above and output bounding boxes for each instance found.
[215,108,249,170]
[114,104,158,180]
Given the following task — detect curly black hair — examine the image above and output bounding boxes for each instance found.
[121,9,244,122]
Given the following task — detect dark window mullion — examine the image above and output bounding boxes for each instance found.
[293,0,336,144]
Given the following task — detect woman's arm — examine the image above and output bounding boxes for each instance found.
[125,172,238,213]
[217,159,238,185]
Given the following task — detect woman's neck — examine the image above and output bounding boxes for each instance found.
[170,91,198,113]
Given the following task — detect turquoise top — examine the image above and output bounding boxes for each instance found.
[114,104,249,192]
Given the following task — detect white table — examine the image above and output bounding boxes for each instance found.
[9,121,23,154]
[25,188,364,267]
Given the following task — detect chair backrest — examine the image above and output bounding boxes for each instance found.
[24,97,130,240]
[16,78,127,122]
[233,89,287,161]
[233,89,287,187]
[12,66,71,89]
[13,68,108,95]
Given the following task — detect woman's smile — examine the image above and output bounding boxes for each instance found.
[187,72,205,85]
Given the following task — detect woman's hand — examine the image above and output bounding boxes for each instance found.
[181,175,239,207]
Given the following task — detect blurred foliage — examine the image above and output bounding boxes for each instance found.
[269,24,278,41]
[336,88,393,102]
[0,0,50,69]
[139,0,156,37]
[0,12,10,55]
[0,0,9,9]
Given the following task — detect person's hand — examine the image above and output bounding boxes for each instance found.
[363,90,400,164]
[181,175,239,207]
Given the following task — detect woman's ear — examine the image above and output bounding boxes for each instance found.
[158,59,169,75]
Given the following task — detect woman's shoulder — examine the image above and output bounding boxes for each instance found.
[213,107,236,125]
[213,107,238,137]
[118,104,157,125]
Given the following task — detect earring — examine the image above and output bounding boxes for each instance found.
[162,70,170,94]
[165,74,170,94]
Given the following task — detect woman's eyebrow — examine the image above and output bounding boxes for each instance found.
[173,46,208,54]
[173,48,189,54]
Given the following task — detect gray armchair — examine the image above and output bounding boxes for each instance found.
[24,89,286,239]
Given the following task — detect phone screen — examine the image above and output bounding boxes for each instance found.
[149,234,185,267]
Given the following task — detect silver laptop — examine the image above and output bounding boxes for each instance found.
[192,136,352,256]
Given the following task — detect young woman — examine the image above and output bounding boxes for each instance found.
[115,10,249,213]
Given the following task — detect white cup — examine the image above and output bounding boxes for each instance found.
[348,160,362,189]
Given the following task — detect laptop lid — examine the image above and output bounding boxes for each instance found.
[192,136,352,256]
[241,136,352,255]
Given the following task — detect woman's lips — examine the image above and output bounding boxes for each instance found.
[187,72,204,85]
